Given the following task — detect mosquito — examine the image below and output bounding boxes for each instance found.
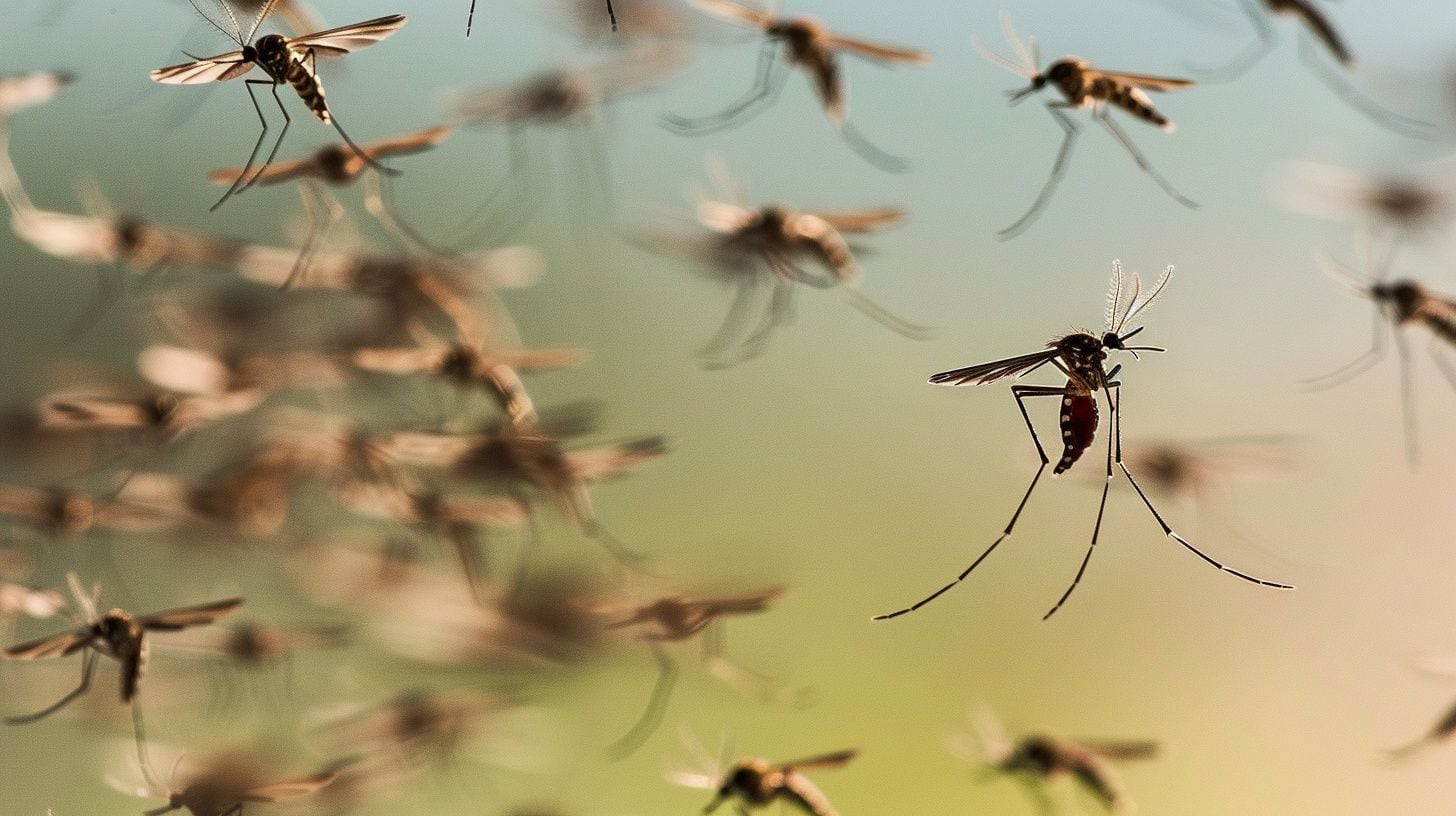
[1275,161,1450,264]
[671,738,857,816]
[150,1,406,211]
[974,15,1196,240]
[875,261,1293,621]
[1189,0,1432,137]
[207,126,453,284]
[112,746,340,816]
[601,587,788,759]
[1306,246,1456,466]
[3,574,242,782]
[0,483,170,539]
[665,0,929,171]
[954,709,1158,816]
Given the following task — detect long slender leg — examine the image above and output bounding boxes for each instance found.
[6,649,97,724]
[1303,305,1387,389]
[1394,324,1418,467]
[605,641,677,760]
[874,385,1066,620]
[607,0,618,31]
[1093,108,1197,209]
[839,118,909,174]
[698,278,768,363]
[1297,36,1433,139]
[704,277,793,369]
[1111,384,1295,589]
[211,80,277,212]
[661,40,786,134]
[238,83,293,196]
[366,172,451,257]
[1042,385,1118,620]
[997,103,1079,241]
[1187,0,1276,81]
[466,0,477,37]
[283,180,341,290]
[839,286,936,340]
[133,700,163,795]
[1427,336,1456,395]
[446,523,490,605]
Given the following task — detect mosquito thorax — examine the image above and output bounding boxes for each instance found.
[1371,280,1426,319]
[96,610,136,643]
[1005,735,1060,775]
[225,622,278,664]
[148,393,181,426]
[439,345,479,383]
[724,762,771,799]
[1056,332,1107,359]
[770,19,822,55]
[48,490,94,534]
[313,145,354,181]
[1370,183,1440,224]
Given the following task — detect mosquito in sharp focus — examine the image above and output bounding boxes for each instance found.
[874,261,1293,622]
[150,1,406,211]
[664,0,931,172]
[1305,246,1456,466]
[975,15,1197,240]
[1189,0,1432,137]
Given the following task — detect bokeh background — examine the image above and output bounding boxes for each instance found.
[5,0,1456,814]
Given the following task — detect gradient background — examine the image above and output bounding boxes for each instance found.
[4,0,1456,814]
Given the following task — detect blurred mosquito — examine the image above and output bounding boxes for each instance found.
[1388,695,1456,761]
[875,261,1293,621]
[0,483,171,539]
[1188,0,1432,137]
[37,387,266,445]
[112,746,340,816]
[151,1,406,211]
[115,454,302,540]
[207,126,453,285]
[601,587,789,759]
[160,619,347,713]
[952,709,1157,816]
[671,733,857,816]
[975,16,1196,240]
[3,573,242,781]
[351,334,585,429]
[1275,161,1450,262]
[665,0,930,172]
[1306,246,1456,466]
[334,479,530,602]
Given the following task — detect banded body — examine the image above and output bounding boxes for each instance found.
[1374,280,1456,342]
[675,750,857,816]
[1038,59,1188,131]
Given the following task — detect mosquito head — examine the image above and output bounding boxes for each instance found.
[241,44,258,63]
[1103,327,1165,360]
[1006,75,1046,105]
[1370,279,1427,320]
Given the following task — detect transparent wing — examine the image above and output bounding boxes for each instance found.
[242,770,337,803]
[1093,70,1194,92]
[362,125,454,158]
[566,437,668,482]
[688,0,774,28]
[807,208,905,233]
[139,597,245,631]
[824,34,931,64]
[1080,739,1159,761]
[289,14,408,57]
[5,627,91,660]
[928,349,1060,387]
[0,484,50,525]
[149,52,254,85]
[137,345,229,396]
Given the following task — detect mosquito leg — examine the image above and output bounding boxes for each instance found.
[997,103,1079,241]
[1427,336,1456,396]
[447,523,490,606]
[606,0,618,31]
[281,180,338,290]
[839,119,910,174]
[839,286,936,340]
[366,173,451,257]
[1110,383,1296,589]
[705,277,794,369]
[874,385,1066,620]
[1043,384,1119,620]
[1297,36,1433,139]
[1093,107,1197,209]
[509,493,540,596]
[1394,325,1418,468]
[133,700,163,794]
[6,648,97,724]
[661,39,787,134]
[466,0,477,37]
[1186,0,1275,80]
[211,80,276,211]
[606,641,678,760]
[698,278,767,364]
[239,82,293,196]
[1303,304,1388,389]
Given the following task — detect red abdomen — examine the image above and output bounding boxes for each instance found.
[1054,392,1098,475]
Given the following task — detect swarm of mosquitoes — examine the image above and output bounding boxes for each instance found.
[3,0,1456,814]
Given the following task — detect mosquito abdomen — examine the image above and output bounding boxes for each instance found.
[285,57,331,124]
[1055,391,1098,475]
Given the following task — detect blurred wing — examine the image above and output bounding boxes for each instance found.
[0,71,72,117]
[38,394,148,429]
[11,209,117,263]
[139,597,244,631]
[178,389,267,423]
[667,770,720,790]
[566,437,668,482]
[5,627,90,660]
[364,125,454,158]
[351,346,448,375]
[697,200,759,234]
[207,155,318,187]
[785,213,856,282]
[237,245,354,289]
[928,349,1059,386]
[334,480,416,521]
[441,495,529,527]
[824,34,931,64]
[688,0,773,28]
[808,208,904,233]
[1094,71,1194,91]
[137,345,228,396]
[491,347,588,373]
[243,771,337,802]
[1081,739,1159,761]
[149,53,254,85]
[0,484,48,524]
[702,587,784,616]
[289,14,408,56]
[378,432,477,467]
[781,749,857,772]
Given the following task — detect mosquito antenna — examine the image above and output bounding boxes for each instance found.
[1313,250,1371,297]
[971,36,1033,79]
[1122,264,1174,326]
[1000,13,1035,74]
[188,0,244,46]
[243,0,282,44]
[1104,259,1124,332]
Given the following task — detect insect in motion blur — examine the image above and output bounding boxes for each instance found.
[1189,0,1432,137]
[664,0,930,172]
[150,1,406,210]
[1305,247,1456,466]
[974,15,1196,240]
[874,261,1293,621]
[112,746,340,816]
[672,735,857,816]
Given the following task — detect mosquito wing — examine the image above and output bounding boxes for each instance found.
[351,345,449,375]
[150,52,255,85]
[701,587,785,616]
[688,0,774,29]
[363,125,454,159]
[779,749,857,773]
[207,155,318,187]
[566,437,668,482]
[5,627,91,660]
[0,484,50,525]
[288,14,408,57]
[929,348,1060,387]
[824,34,931,65]
[807,208,905,234]
[1079,739,1159,761]
[242,770,337,803]
[37,394,150,430]
[1092,70,1194,92]
[138,597,244,631]
[490,347,588,373]
[439,495,530,527]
